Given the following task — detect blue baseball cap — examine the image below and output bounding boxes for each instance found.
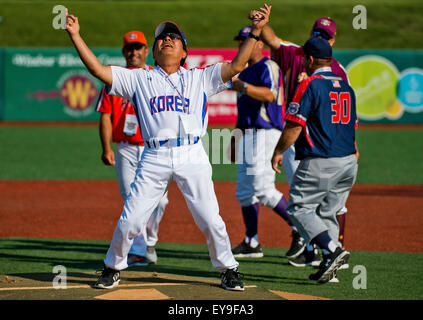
[154,21,187,51]
[302,37,332,59]
[234,26,252,40]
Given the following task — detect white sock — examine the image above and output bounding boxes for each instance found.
[246,235,259,248]
[328,240,338,253]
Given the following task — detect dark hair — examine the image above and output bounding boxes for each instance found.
[312,29,332,40]
[304,53,332,67]
[314,57,332,66]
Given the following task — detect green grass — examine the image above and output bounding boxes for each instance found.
[0,238,422,300]
[0,0,422,49]
[0,126,116,180]
[0,126,422,183]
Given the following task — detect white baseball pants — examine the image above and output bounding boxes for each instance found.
[104,141,239,272]
[115,142,168,257]
[236,128,298,208]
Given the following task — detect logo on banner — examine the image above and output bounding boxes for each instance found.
[60,74,98,115]
[29,70,100,117]
[347,55,403,120]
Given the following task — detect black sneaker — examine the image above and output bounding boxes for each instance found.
[94,265,120,289]
[285,230,306,259]
[308,247,350,284]
[288,247,321,267]
[232,240,263,258]
[220,268,244,291]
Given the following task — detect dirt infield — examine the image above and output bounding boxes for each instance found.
[1,180,422,253]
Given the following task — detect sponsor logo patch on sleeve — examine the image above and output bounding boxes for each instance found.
[288,102,300,115]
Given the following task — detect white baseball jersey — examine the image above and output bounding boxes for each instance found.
[108,64,231,142]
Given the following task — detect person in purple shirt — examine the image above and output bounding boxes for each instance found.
[271,37,358,284]
[255,15,358,273]
[227,26,302,259]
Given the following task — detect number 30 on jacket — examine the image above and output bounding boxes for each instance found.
[330,91,351,124]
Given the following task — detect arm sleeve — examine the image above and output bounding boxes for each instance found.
[272,41,301,74]
[284,78,314,127]
[96,86,112,113]
[263,60,280,97]
[203,63,232,97]
[107,66,138,100]
[339,63,350,85]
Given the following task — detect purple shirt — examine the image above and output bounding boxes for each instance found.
[272,40,349,105]
[236,57,284,130]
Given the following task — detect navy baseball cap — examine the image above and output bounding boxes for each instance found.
[302,37,332,59]
[154,21,187,51]
[234,26,252,40]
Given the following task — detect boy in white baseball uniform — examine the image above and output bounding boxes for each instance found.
[65,4,272,291]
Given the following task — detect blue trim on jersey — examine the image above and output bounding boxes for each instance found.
[131,92,144,141]
[202,92,207,127]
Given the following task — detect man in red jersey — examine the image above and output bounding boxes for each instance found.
[97,31,168,267]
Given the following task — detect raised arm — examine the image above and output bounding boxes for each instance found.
[220,4,271,83]
[65,9,112,87]
[260,25,282,51]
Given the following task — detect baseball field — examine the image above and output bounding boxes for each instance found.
[0,0,423,309]
[0,123,422,303]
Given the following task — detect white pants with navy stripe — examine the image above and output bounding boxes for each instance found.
[236,128,299,208]
[105,141,239,272]
[115,143,168,256]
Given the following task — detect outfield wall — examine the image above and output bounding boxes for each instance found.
[1,47,423,124]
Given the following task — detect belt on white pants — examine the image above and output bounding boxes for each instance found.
[146,136,200,149]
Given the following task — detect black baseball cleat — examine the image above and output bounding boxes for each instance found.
[93,265,120,289]
[220,268,245,291]
[285,230,306,259]
[308,247,350,284]
[232,240,263,258]
[288,247,321,267]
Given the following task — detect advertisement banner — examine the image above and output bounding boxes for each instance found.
[1,47,423,124]
[334,50,423,124]
[185,48,270,125]
[185,49,423,125]
[2,48,154,121]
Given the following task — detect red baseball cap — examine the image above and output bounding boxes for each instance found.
[123,31,147,47]
[312,17,336,39]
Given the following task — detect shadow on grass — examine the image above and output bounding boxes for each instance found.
[0,238,313,287]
